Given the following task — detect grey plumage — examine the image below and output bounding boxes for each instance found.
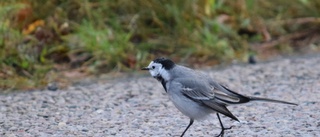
[142,57,297,137]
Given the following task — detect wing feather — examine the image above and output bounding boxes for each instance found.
[176,78,239,121]
[177,78,214,100]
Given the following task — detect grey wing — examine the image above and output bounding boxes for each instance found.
[201,73,297,105]
[177,78,215,100]
[180,72,249,104]
[176,78,239,121]
[200,73,251,104]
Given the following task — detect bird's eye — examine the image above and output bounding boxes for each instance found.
[152,66,155,69]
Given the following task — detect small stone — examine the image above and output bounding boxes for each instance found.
[68,105,77,109]
[58,122,67,127]
[9,126,17,131]
[253,92,261,95]
[248,55,257,64]
[96,109,104,114]
[47,82,58,91]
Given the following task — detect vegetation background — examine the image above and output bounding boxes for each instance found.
[1,0,320,91]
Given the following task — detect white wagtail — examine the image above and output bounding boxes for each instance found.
[142,57,297,137]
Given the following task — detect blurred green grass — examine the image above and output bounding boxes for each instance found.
[1,0,320,91]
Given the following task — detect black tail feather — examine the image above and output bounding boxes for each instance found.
[219,85,298,105]
[249,96,298,105]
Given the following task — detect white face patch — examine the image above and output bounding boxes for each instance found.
[147,61,171,81]
[147,61,162,77]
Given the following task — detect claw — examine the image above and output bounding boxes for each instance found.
[216,113,235,137]
[216,126,234,137]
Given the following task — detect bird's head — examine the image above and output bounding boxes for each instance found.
[141,57,175,81]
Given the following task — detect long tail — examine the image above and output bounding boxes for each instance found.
[215,85,298,106]
[249,96,298,105]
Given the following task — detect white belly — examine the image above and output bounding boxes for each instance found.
[169,93,214,120]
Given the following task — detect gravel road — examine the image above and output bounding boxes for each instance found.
[1,55,320,137]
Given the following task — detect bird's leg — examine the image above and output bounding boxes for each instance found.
[180,119,194,137]
[216,113,233,137]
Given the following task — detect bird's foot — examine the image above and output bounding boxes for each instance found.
[216,126,234,137]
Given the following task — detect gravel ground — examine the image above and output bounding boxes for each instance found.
[1,55,320,137]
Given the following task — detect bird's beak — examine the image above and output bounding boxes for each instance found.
[141,67,150,70]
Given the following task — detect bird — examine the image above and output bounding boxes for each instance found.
[141,57,297,137]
